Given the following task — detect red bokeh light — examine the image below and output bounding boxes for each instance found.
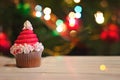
[65,17,81,31]
[100,24,119,42]
[0,32,11,53]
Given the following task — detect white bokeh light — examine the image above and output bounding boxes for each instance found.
[35,11,42,17]
[44,14,51,20]
[35,5,42,11]
[56,23,66,32]
[43,7,51,15]
[69,18,76,27]
[75,12,81,18]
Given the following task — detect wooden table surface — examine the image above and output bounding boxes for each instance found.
[0,56,120,80]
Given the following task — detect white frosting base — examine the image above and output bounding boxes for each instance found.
[10,42,44,55]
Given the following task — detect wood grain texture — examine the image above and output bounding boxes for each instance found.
[0,56,120,80]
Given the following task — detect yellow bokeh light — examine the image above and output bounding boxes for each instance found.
[68,12,76,19]
[94,11,104,24]
[65,0,73,4]
[73,0,81,3]
[100,64,106,71]
[70,30,77,37]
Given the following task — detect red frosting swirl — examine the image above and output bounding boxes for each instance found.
[15,29,38,45]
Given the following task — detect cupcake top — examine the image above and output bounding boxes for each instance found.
[10,20,44,55]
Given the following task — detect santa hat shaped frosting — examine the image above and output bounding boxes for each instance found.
[10,20,44,55]
[15,20,38,45]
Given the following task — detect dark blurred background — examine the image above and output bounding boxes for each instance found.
[0,0,120,57]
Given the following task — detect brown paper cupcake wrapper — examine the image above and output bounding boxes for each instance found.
[15,52,41,68]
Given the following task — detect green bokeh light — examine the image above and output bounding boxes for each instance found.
[56,19,64,26]
[52,30,59,36]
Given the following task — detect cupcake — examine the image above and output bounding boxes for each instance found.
[10,20,44,68]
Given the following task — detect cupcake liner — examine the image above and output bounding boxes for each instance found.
[15,52,41,68]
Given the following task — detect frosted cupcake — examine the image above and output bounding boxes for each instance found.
[10,20,44,68]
